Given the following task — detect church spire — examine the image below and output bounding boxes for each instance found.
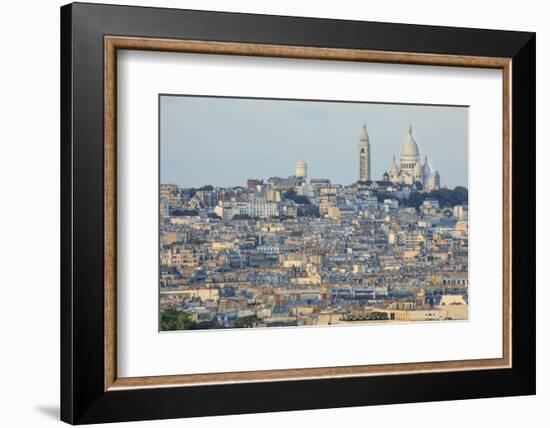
[360,122,369,143]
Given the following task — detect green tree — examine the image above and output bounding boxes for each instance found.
[392,186,468,209]
[298,205,320,218]
[368,311,389,320]
[190,320,219,330]
[284,189,311,205]
[160,308,197,331]
[234,315,258,328]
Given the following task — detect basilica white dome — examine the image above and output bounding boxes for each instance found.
[400,125,420,158]
[384,124,441,191]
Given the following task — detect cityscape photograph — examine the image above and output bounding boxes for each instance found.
[159,95,469,331]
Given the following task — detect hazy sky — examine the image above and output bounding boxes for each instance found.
[160,95,468,189]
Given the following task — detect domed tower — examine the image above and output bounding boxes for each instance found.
[413,161,423,183]
[295,158,307,179]
[422,155,432,179]
[425,169,441,192]
[295,158,308,196]
[388,155,400,183]
[358,122,371,181]
[400,124,420,175]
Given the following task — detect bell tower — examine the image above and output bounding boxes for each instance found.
[358,122,371,181]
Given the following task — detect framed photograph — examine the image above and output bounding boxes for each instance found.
[61,2,535,424]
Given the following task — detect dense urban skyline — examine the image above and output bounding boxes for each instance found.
[159,94,469,330]
[160,95,468,189]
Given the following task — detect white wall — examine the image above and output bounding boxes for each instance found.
[0,1,546,427]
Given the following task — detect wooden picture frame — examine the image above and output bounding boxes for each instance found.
[61,2,535,424]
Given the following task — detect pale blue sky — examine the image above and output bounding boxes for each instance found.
[160,95,468,189]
